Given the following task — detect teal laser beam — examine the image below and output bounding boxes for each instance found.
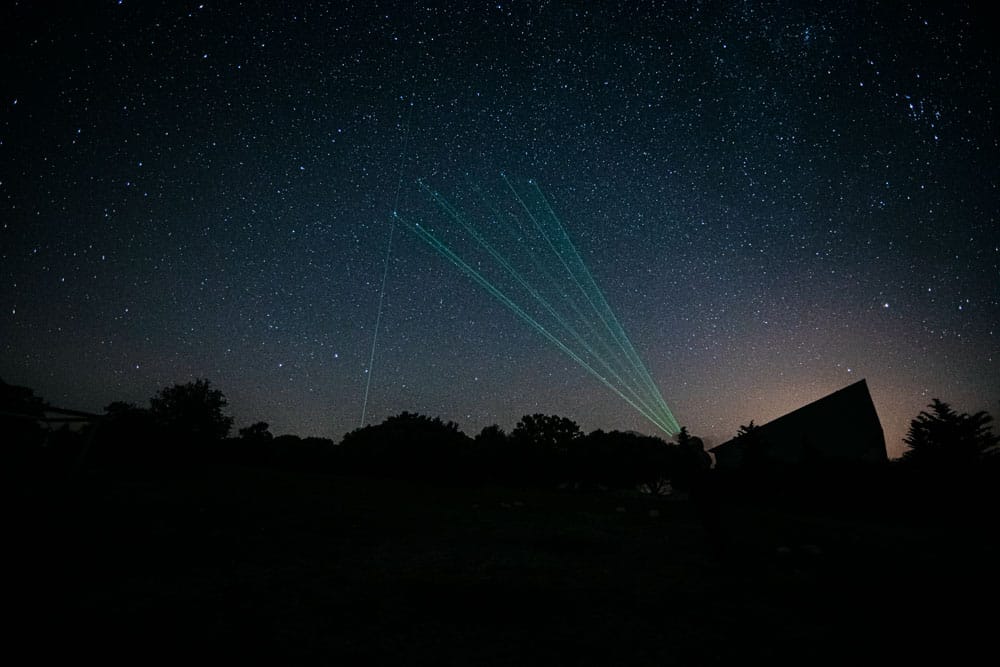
[528,183,680,432]
[505,184,654,409]
[400,213,677,434]
[404,215,675,434]
[402,176,679,435]
[419,181,669,430]
[499,176,678,431]
[433,181,674,434]
[418,182,670,427]
[472,183,639,381]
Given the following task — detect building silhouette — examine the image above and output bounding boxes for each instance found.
[711,379,888,470]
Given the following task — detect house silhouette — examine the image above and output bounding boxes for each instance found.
[711,379,888,470]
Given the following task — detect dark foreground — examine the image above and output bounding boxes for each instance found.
[10,466,998,665]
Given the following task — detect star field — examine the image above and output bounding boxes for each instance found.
[2,1,997,457]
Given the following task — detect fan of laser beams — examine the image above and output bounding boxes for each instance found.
[396,175,680,436]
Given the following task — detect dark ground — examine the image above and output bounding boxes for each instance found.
[9,466,998,665]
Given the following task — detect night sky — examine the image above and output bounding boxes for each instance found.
[3,1,997,457]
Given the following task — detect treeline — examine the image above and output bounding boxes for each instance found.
[3,377,998,498]
[338,412,711,491]
[1,378,709,492]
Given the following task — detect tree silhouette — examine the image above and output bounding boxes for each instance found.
[631,434,677,495]
[338,412,471,480]
[475,424,507,448]
[508,414,582,484]
[511,414,581,453]
[736,421,758,438]
[734,419,771,470]
[90,401,155,465]
[149,379,233,445]
[267,433,336,470]
[226,421,274,465]
[672,427,711,493]
[239,421,273,442]
[574,429,675,492]
[471,424,510,481]
[902,399,998,468]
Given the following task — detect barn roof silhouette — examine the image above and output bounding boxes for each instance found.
[710,379,887,469]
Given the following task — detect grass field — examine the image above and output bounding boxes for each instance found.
[10,465,997,665]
